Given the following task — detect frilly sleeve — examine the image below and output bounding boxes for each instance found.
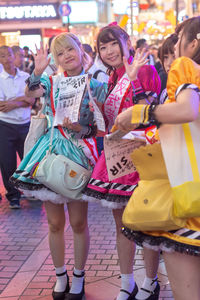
[40,72,51,97]
[167,57,200,102]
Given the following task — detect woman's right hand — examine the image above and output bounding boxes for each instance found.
[114,106,139,132]
[32,42,51,76]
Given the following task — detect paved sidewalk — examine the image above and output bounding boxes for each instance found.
[0,176,173,300]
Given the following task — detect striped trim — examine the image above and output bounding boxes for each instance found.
[88,178,137,192]
[170,228,200,240]
[143,105,150,124]
[175,83,200,98]
[160,89,168,104]
[15,170,31,178]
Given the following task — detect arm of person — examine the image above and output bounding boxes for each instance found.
[12,96,35,106]
[0,95,35,112]
[114,57,200,131]
[25,43,51,98]
[153,88,199,124]
[114,88,200,132]
[61,117,98,139]
[25,83,45,98]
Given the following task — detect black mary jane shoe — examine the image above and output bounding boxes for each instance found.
[52,271,70,300]
[136,283,160,300]
[119,282,138,300]
[65,271,85,300]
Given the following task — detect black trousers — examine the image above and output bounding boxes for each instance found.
[0,119,30,201]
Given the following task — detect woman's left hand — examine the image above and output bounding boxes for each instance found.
[114,107,139,132]
[62,117,82,132]
[124,48,149,81]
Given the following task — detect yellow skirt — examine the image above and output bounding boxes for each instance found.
[122,143,200,255]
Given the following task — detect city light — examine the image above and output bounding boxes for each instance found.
[0,5,57,20]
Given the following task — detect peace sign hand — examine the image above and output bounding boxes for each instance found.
[124,48,149,81]
[32,42,51,76]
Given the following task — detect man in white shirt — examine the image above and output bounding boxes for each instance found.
[136,38,155,65]
[0,46,34,208]
[11,45,25,70]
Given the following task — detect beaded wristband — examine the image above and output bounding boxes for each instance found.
[26,72,42,91]
[148,103,161,127]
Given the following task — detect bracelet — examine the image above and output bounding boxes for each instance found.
[83,124,97,138]
[148,103,161,128]
[74,124,97,139]
[26,72,42,91]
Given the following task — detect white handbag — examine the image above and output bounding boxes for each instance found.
[24,98,47,156]
[35,152,91,200]
[34,112,91,200]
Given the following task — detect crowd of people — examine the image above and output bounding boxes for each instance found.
[0,15,200,300]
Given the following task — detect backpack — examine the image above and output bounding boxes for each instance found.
[93,69,106,79]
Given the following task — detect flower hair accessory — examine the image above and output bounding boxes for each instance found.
[100,21,118,32]
[108,21,118,27]
[197,33,200,40]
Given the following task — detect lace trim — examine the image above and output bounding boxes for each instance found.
[82,187,130,203]
[122,227,200,257]
[10,177,45,191]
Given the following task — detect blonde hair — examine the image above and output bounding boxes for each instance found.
[50,32,91,70]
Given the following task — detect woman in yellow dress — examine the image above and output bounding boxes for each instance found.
[113,16,200,300]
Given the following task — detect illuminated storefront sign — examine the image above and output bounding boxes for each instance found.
[65,1,98,23]
[0,4,58,20]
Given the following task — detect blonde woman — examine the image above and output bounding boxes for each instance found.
[11,33,107,300]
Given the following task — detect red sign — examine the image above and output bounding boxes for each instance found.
[43,28,68,37]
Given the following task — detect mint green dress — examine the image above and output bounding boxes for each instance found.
[11,71,107,204]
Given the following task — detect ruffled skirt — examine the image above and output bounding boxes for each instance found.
[122,217,200,256]
[11,128,90,204]
[82,151,139,209]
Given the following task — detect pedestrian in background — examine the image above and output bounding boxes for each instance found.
[23,46,35,74]
[0,46,34,208]
[136,38,155,65]
[83,43,109,83]
[158,33,178,104]
[11,46,25,71]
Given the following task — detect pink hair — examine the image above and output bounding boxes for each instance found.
[138,65,161,96]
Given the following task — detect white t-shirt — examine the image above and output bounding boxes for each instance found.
[0,68,31,124]
[88,55,109,83]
